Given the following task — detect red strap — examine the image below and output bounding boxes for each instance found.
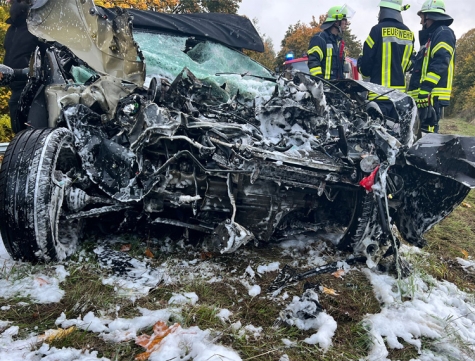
[339,39,345,61]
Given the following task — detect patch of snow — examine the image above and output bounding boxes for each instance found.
[0,235,10,260]
[55,308,241,361]
[240,280,261,297]
[56,307,177,343]
[243,324,263,339]
[148,325,241,361]
[245,265,255,278]
[257,261,280,274]
[94,246,170,302]
[457,257,475,274]
[280,289,337,351]
[0,263,67,304]
[363,268,475,361]
[168,292,199,306]
[0,326,111,361]
[282,338,297,347]
[231,321,242,331]
[0,321,10,330]
[217,308,232,323]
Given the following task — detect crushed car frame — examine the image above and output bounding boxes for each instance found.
[1,0,475,273]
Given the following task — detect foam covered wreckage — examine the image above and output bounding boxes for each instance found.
[1,1,475,274]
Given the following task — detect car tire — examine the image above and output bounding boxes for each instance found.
[0,128,82,262]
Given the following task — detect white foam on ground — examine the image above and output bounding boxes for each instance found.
[363,268,475,361]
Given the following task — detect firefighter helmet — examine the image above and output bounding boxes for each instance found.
[321,5,355,30]
[378,0,402,11]
[418,0,453,25]
[418,0,446,14]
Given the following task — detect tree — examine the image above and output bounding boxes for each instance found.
[276,18,320,68]
[243,18,276,71]
[95,0,241,13]
[448,28,475,120]
[0,2,11,139]
[342,26,362,59]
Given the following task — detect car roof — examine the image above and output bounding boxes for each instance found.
[99,7,265,53]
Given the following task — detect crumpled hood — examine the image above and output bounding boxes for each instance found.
[27,0,145,86]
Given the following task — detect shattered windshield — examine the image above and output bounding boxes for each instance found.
[134,31,276,101]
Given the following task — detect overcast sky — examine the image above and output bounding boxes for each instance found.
[238,0,473,53]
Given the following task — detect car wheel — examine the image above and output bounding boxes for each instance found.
[0,128,82,262]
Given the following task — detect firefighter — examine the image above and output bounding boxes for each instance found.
[408,0,455,133]
[358,0,414,119]
[2,0,43,133]
[307,5,353,80]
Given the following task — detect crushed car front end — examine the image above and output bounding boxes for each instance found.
[1,0,474,269]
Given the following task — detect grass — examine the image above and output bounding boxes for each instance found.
[1,117,475,360]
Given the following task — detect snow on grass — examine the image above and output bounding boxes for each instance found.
[54,308,242,361]
[0,239,69,304]
[279,288,337,351]
[240,279,261,297]
[257,261,280,274]
[55,307,178,342]
[94,245,170,302]
[0,325,109,361]
[363,267,475,361]
[0,265,68,304]
[146,324,241,361]
[457,257,475,274]
[217,308,233,323]
[168,292,199,306]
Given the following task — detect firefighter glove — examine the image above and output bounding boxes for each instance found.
[416,90,431,108]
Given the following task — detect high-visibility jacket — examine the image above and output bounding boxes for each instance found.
[407,24,456,104]
[359,19,414,101]
[307,30,345,80]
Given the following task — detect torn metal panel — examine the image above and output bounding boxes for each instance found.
[406,134,475,187]
[28,0,145,85]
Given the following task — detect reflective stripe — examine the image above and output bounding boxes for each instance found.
[407,89,419,99]
[432,88,452,100]
[308,45,324,60]
[310,67,322,76]
[382,42,391,87]
[421,43,430,84]
[382,36,413,46]
[416,37,455,103]
[424,72,441,85]
[431,42,454,57]
[325,44,333,80]
[401,44,412,74]
[366,35,375,49]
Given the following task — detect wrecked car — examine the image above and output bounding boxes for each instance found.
[1,0,474,272]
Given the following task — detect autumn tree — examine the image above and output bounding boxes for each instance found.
[342,27,362,59]
[448,28,475,120]
[95,0,241,13]
[0,1,13,142]
[276,18,320,68]
[243,18,276,71]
